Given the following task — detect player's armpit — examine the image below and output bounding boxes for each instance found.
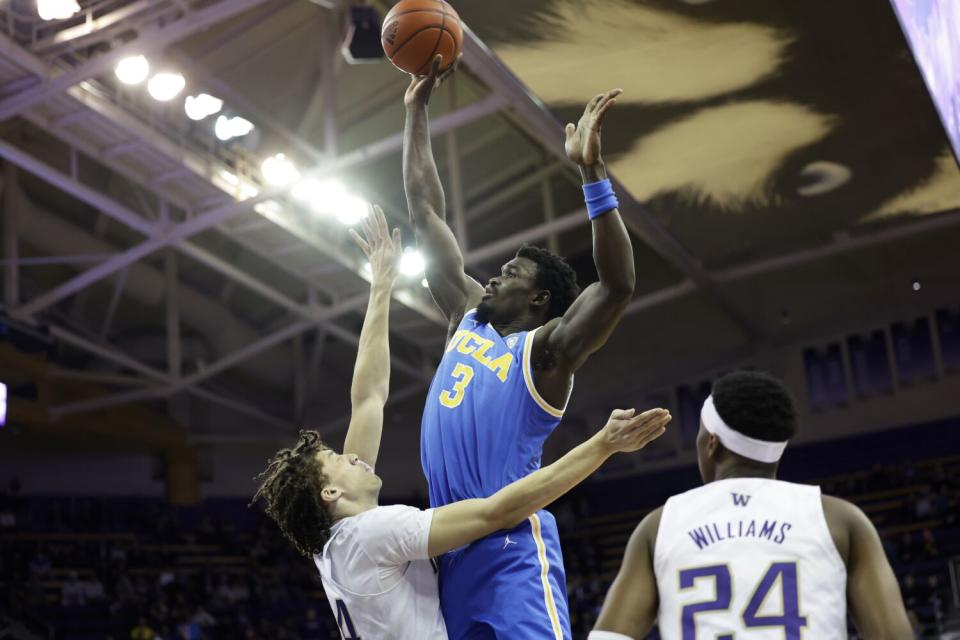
[593,508,661,638]
[837,498,913,639]
[426,498,499,557]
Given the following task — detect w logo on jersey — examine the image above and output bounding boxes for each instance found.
[731,493,752,507]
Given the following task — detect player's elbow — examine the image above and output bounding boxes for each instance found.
[484,495,524,531]
[604,270,635,301]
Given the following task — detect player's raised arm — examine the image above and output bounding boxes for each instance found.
[341,205,401,469]
[590,508,662,640]
[403,55,484,324]
[538,89,635,373]
[823,496,912,639]
[426,408,670,557]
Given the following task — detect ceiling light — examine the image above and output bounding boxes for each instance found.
[261,153,300,187]
[291,178,346,213]
[215,115,255,141]
[37,0,80,20]
[254,201,283,217]
[115,55,150,85]
[147,72,186,101]
[400,248,425,276]
[912,281,921,292]
[238,182,259,200]
[292,178,369,225]
[421,278,429,288]
[335,196,369,226]
[184,93,223,121]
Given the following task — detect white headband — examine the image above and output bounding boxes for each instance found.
[701,395,787,464]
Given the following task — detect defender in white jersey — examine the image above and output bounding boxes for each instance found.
[591,370,912,640]
[251,207,671,640]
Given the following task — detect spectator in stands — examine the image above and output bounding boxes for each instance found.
[300,608,323,640]
[130,616,156,640]
[921,527,938,557]
[61,571,86,606]
[28,545,51,577]
[915,486,934,518]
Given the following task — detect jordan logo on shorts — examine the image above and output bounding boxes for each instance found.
[503,535,518,549]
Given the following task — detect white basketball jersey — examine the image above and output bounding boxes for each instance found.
[315,504,447,639]
[654,478,847,640]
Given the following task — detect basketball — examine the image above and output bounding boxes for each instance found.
[381,0,463,76]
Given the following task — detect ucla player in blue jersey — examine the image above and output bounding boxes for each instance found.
[403,56,635,639]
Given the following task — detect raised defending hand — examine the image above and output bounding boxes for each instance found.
[599,408,671,454]
[349,205,402,286]
[404,53,462,108]
[564,88,623,167]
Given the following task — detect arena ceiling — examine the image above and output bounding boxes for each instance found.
[0,0,958,458]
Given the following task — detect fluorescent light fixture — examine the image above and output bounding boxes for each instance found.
[0,381,6,427]
[37,0,80,20]
[115,55,150,85]
[254,201,283,216]
[147,72,186,101]
[219,170,240,186]
[261,153,300,187]
[184,93,223,121]
[335,196,369,226]
[292,178,369,225]
[292,179,344,212]
[400,248,426,276]
[215,115,255,141]
[238,182,259,201]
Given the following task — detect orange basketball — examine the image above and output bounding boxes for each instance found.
[381,0,463,76]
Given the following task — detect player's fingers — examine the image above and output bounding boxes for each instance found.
[564,123,576,140]
[586,92,604,113]
[361,212,377,243]
[348,229,370,255]
[628,408,668,425]
[595,98,617,124]
[609,408,636,421]
[438,53,460,83]
[429,54,443,79]
[392,228,402,248]
[374,204,389,239]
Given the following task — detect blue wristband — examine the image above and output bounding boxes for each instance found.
[583,179,619,219]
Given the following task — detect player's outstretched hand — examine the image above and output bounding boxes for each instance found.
[349,204,401,287]
[565,88,622,167]
[404,53,462,108]
[599,407,671,454]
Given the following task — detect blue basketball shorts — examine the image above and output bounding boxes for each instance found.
[439,509,571,639]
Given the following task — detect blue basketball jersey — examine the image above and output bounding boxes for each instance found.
[421,309,570,508]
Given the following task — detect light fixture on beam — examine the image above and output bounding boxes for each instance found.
[185,93,223,121]
[115,55,150,85]
[37,0,80,20]
[261,154,300,187]
[147,72,186,101]
[215,115,255,141]
[400,248,426,276]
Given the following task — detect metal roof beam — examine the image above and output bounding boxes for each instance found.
[0,0,273,121]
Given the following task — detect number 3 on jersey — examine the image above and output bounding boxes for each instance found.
[439,363,474,408]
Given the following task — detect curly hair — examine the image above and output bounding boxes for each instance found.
[712,370,799,443]
[249,430,332,557]
[516,245,580,320]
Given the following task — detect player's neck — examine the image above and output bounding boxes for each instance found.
[492,314,542,336]
[713,462,778,482]
[332,496,379,521]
